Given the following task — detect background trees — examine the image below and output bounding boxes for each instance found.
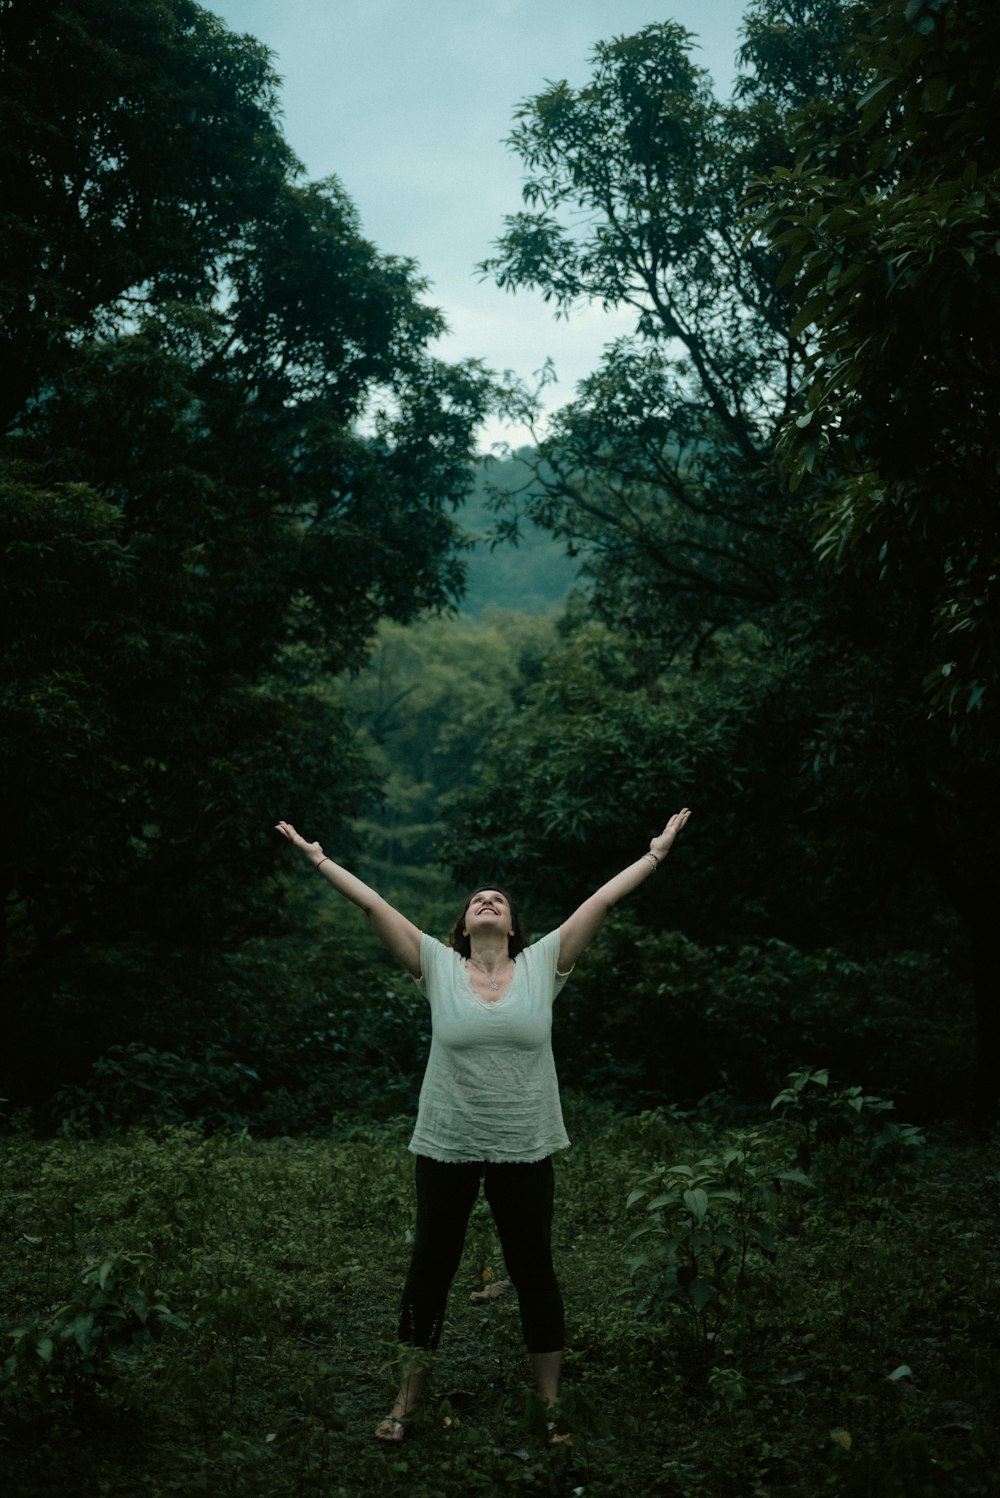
[753,0,1000,1113]
[2,0,993,1123]
[1,0,490,1101]
[757,0,1000,727]
[465,0,995,1110]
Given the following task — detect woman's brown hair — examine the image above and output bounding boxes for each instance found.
[449,887,527,959]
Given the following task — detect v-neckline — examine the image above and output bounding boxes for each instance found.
[463,954,517,1006]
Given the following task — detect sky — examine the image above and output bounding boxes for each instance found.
[209,1,750,447]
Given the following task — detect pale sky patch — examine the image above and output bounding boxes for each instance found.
[210,0,748,447]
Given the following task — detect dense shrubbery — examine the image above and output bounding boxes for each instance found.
[35,910,971,1138]
[1,1097,996,1497]
[556,917,972,1119]
[43,935,430,1137]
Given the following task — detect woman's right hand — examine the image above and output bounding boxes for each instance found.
[275,820,324,864]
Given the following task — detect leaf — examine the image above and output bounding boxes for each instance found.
[683,1187,709,1221]
[772,1168,814,1189]
[688,1278,714,1312]
[71,1312,96,1353]
[856,77,899,136]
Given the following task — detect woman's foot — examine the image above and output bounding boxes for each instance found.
[375,1413,407,1443]
[375,1366,429,1443]
[470,1277,511,1302]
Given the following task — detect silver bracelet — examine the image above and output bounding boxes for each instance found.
[643,851,660,871]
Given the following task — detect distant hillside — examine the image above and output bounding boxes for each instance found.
[456,450,579,615]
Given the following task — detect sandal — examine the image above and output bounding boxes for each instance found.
[375,1415,407,1443]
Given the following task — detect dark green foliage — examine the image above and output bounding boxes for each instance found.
[459,453,579,615]
[753,0,1000,725]
[479,6,867,652]
[1,0,492,1093]
[0,0,295,423]
[770,1066,927,1181]
[437,617,948,952]
[0,1108,996,1496]
[341,608,562,929]
[626,1131,813,1370]
[28,906,970,1135]
[3,1255,188,1428]
[469,0,1000,1115]
[554,919,970,1117]
[37,926,431,1134]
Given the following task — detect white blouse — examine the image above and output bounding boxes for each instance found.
[408,928,572,1163]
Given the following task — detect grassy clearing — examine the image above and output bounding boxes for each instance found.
[1,1096,998,1497]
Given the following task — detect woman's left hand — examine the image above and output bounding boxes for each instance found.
[275,820,324,863]
[650,808,691,861]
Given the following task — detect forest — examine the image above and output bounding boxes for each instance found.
[1,1,998,1494]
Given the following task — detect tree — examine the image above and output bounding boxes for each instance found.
[341,609,560,927]
[481,5,868,656]
[753,0,1000,728]
[751,0,1000,1111]
[0,0,491,1099]
[469,1,999,1114]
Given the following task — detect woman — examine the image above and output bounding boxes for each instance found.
[274,809,691,1442]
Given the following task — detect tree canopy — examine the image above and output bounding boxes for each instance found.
[3,0,995,1123]
[1,0,491,1091]
[753,0,1000,727]
[469,0,998,1113]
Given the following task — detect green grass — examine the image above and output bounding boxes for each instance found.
[1,1097,997,1497]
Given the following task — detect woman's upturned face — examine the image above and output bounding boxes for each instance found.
[463,888,513,940]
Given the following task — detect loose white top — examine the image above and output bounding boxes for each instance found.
[408,928,572,1163]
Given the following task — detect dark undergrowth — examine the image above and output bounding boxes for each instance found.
[1,1086,997,1497]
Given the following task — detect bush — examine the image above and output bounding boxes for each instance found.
[556,917,971,1116]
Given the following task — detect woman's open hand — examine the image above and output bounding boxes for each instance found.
[275,820,324,863]
[650,808,691,862]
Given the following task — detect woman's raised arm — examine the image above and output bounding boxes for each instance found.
[557,809,691,972]
[275,821,422,978]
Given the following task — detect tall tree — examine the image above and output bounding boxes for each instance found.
[753,0,1000,728]
[481,4,867,655]
[470,1,997,1113]
[752,0,1000,1110]
[0,0,491,1088]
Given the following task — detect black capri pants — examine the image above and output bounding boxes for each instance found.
[399,1155,565,1354]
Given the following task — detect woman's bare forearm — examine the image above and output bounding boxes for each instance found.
[558,809,691,970]
[274,822,422,976]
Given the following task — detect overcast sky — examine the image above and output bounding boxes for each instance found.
[209,1,749,447]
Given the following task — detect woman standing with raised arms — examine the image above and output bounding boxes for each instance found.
[275,808,692,1443]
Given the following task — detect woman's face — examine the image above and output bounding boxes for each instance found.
[463,888,513,941]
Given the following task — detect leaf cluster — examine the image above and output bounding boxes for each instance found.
[755,0,1000,723]
[1,1,494,1046]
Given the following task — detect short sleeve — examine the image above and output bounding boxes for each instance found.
[528,927,573,997]
[413,931,451,1000]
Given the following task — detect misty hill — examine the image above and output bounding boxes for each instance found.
[457,451,579,615]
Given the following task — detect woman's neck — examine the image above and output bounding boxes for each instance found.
[467,934,510,971]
